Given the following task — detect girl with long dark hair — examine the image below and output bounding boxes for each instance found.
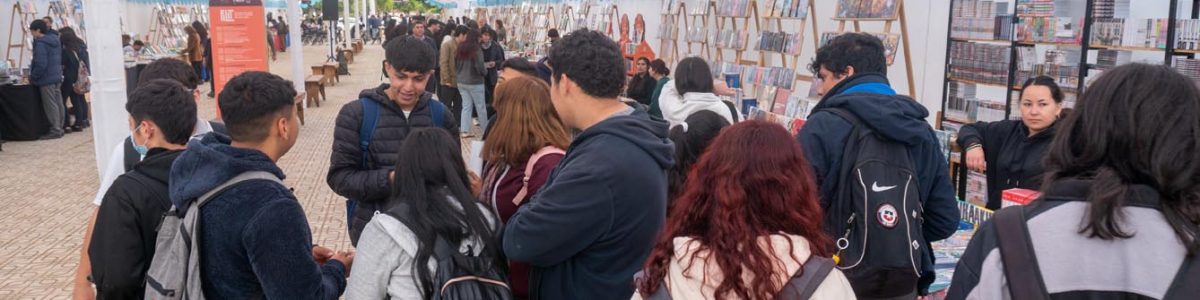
[626,57,657,107]
[456,26,488,136]
[948,63,1200,298]
[346,128,506,299]
[658,57,739,127]
[956,76,1064,209]
[58,27,89,131]
[637,121,855,299]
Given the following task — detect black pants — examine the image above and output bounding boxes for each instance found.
[61,83,87,127]
[437,84,462,122]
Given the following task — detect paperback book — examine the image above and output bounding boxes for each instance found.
[756,31,806,56]
[836,0,900,20]
[767,0,810,19]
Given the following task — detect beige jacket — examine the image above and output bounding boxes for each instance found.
[439,36,458,87]
[633,234,857,300]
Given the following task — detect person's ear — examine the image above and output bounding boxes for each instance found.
[276,116,291,141]
[842,66,856,79]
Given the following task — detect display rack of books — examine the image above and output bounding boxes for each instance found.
[713,0,761,64]
[47,0,85,40]
[758,0,819,76]
[659,0,685,65]
[558,5,578,33]
[685,1,717,60]
[5,1,38,68]
[831,0,917,95]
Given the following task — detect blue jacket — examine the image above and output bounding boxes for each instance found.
[796,73,959,293]
[169,133,347,299]
[30,30,63,86]
[503,108,675,300]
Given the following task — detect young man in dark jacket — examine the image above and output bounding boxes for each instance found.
[169,71,352,299]
[797,33,959,298]
[327,36,458,245]
[28,20,65,140]
[88,79,196,299]
[502,29,675,300]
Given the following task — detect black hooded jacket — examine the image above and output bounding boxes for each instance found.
[956,119,1059,209]
[89,148,184,299]
[327,85,459,245]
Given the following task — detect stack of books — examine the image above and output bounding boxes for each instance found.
[948,41,1011,86]
[836,0,900,19]
[1017,17,1084,44]
[715,0,752,17]
[657,18,679,40]
[1173,57,1200,84]
[1015,0,1054,17]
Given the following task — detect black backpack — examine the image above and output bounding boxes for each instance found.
[386,204,513,300]
[822,108,925,298]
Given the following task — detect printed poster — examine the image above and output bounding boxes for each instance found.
[210,0,268,116]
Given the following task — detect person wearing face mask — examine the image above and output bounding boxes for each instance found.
[88,79,196,299]
[956,76,1065,209]
[73,58,228,300]
[328,36,460,246]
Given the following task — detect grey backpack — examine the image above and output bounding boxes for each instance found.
[143,171,282,300]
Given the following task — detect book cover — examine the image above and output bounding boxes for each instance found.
[772,88,792,114]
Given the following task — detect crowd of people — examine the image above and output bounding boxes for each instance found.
[58,11,1200,300]
[25,18,91,140]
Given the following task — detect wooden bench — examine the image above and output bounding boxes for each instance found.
[311,63,339,86]
[304,75,325,108]
[352,40,364,53]
[341,49,355,63]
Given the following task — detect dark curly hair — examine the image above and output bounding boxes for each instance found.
[217,71,296,142]
[138,58,202,90]
[385,36,437,73]
[127,79,197,145]
[809,32,887,77]
[548,29,626,98]
[649,59,670,77]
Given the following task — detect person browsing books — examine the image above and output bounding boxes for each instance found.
[956,76,1064,209]
[656,57,739,127]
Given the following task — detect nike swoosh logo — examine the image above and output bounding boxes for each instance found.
[872,182,896,192]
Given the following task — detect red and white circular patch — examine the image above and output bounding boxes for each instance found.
[877,204,898,229]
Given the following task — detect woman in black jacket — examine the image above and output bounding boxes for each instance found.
[59,27,89,131]
[626,57,657,106]
[956,76,1064,209]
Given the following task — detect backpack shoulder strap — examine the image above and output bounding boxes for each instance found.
[428,98,445,128]
[513,146,565,206]
[777,255,836,299]
[124,169,170,205]
[723,100,740,123]
[359,99,380,168]
[993,206,1051,300]
[820,107,864,129]
[195,171,282,208]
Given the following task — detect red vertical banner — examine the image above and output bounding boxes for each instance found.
[210,0,268,117]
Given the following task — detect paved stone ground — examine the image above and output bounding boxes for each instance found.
[0,43,407,298]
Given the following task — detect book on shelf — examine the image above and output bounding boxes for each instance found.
[716,0,752,17]
[661,0,677,14]
[767,0,810,19]
[1176,19,1200,52]
[1173,58,1200,84]
[756,31,805,56]
[1017,16,1083,44]
[820,32,901,65]
[1015,0,1054,17]
[690,3,710,16]
[658,18,680,40]
[1090,18,1169,49]
[687,26,709,43]
[836,0,900,20]
[714,28,750,50]
[948,41,1011,86]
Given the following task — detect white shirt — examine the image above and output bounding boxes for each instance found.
[92,118,214,205]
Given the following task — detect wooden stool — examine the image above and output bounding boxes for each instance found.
[353,40,363,52]
[296,102,305,125]
[304,75,324,108]
[324,62,340,85]
[311,65,328,85]
[341,49,355,63]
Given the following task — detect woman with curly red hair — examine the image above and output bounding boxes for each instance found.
[635,121,856,300]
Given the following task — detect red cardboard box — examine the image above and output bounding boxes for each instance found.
[1002,188,1041,208]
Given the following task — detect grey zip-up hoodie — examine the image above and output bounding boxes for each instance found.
[455,48,486,85]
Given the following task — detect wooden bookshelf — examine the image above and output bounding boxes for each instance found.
[832,0,917,95]
[713,0,760,65]
[758,0,820,76]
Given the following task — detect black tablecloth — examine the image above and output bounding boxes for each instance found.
[0,84,49,141]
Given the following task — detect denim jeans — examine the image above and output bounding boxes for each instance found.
[458,83,488,133]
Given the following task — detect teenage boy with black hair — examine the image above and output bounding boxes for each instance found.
[796,33,959,298]
[498,57,539,84]
[411,21,438,94]
[502,29,675,300]
[88,79,197,299]
[169,71,352,298]
[72,58,229,299]
[328,36,459,245]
